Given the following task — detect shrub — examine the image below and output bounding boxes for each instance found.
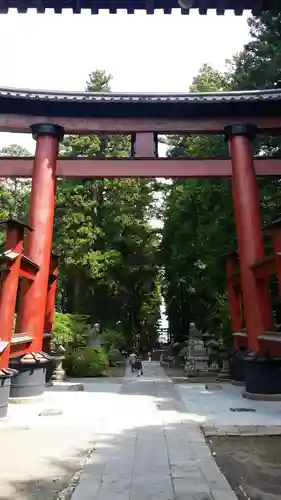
[63,347,109,377]
[99,329,126,352]
[52,313,90,349]
[107,349,124,366]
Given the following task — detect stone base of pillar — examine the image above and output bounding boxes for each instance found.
[229,349,247,384]
[0,368,18,418]
[9,352,51,399]
[243,390,281,401]
[243,353,281,398]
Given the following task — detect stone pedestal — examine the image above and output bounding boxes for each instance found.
[218,347,230,379]
[205,338,220,374]
[9,352,50,399]
[184,323,209,377]
[0,368,17,418]
[229,348,247,385]
[243,353,281,400]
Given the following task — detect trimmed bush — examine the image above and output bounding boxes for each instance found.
[52,313,90,349]
[107,349,124,366]
[63,347,109,377]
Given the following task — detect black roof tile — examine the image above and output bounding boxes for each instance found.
[0,0,275,14]
[1,87,281,119]
[1,87,281,103]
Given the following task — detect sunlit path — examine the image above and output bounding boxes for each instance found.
[72,361,237,500]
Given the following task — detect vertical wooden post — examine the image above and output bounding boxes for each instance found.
[224,251,243,349]
[133,133,157,158]
[0,218,32,369]
[224,124,274,352]
[16,124,64,353]
[269,220,281,298]
[43,252,59,354]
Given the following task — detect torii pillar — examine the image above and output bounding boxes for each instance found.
[224,124,278,397]
[11,124,64,399]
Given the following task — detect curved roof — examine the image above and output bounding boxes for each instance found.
[0,87,281,119]
[0,0,273,14]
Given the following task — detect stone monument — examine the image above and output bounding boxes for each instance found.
[205,335,220,373]
[184,322,209,376]
[87,322,101,348]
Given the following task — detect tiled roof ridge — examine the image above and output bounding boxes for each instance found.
[0,0,271,15]
[1,87,281,103]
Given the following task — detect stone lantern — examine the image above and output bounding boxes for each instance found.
[50,343,66,381]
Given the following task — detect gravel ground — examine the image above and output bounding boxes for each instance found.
[207,435,281,500]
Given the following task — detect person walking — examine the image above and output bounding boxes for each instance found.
[128,352,137,372]
[134,356,143,377]
[148,351,152,362]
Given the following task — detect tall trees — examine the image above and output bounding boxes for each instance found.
[229,13,281,90]
[162,13,281,345]
[162,65,234,344]
[53,70,161,349]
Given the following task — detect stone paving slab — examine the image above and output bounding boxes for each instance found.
[176,382,281,428]
[0,380,123,500]
[72,362,238,500]
[203,424,281,436]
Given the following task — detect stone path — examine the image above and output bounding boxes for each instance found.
[72,362,237,500]
[176,381,281,429]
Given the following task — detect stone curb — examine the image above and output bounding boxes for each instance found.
[202,424,281,437]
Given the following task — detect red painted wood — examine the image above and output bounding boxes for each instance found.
[250,256,276,279]
[1,157,281,178]
[228,133,274,352]
[271,224,281,298]
[19,255,39,281]
[134,133,156,157]
[43,253,58,354]
[231,271,240,288]
[16,135,60,352]
[10,341,33,358]
[44,253,58,334]
[0,221,26,369]
[0,114,281,134]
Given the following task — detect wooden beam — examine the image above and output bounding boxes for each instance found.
[0,157,281,178]
[0,113,281,135]
[250,255,276,279]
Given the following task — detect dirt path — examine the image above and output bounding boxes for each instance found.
[207,435,281,500]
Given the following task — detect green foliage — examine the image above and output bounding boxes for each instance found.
[53,69,161,350]
[64,347,109,377]
[161,15,281,346]
[52,312,90,349]
[107,349,125,366]
[99,329,126,352]
[228,13,281,91]
[162,65,234,344]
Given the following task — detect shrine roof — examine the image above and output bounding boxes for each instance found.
[1,87,281,120]
[0,0,275,14]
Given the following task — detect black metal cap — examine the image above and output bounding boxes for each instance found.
[221,250,239,261]
[31,124,64,142]
[224,124,258,141]
[51,249,60,258]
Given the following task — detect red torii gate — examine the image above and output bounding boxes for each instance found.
[1,87,281,416]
